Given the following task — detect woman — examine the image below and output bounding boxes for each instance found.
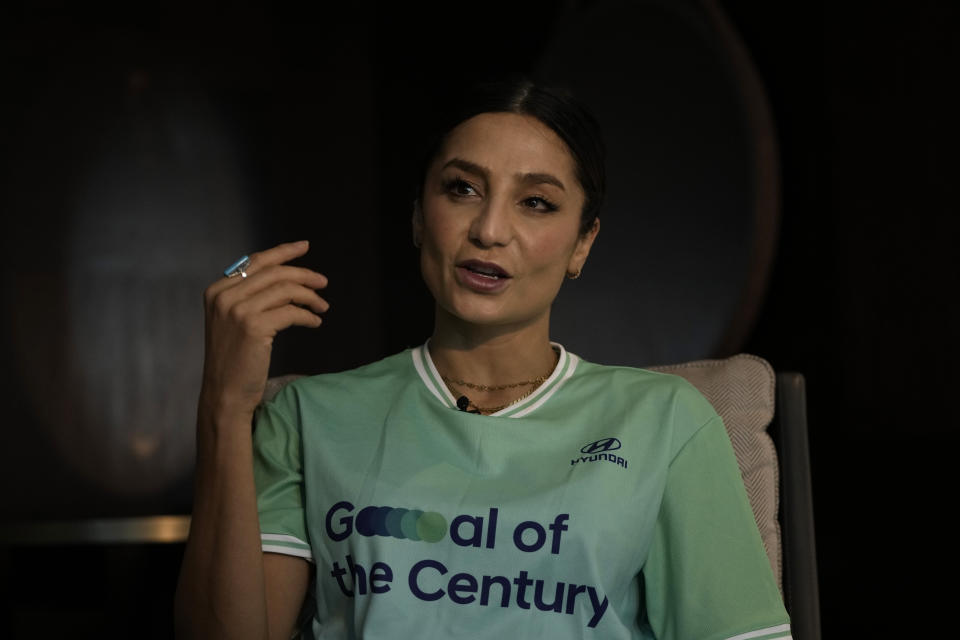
[175,79,790,639]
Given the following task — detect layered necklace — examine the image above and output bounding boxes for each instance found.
[440,351,558,414]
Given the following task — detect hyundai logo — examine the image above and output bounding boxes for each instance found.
[581,437,621,454]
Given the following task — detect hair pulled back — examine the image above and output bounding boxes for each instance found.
[416,77,606,236]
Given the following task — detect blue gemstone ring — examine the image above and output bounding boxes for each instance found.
[223,255,251,278]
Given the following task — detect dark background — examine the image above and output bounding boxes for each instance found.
[1,0,957,637]
[731,1,958,632]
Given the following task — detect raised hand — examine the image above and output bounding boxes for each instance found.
[200,240,329,422]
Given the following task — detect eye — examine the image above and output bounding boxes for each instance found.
[442,176,479,198]
[522,195,559,213]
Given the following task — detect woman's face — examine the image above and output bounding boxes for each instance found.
[416,112,599,332]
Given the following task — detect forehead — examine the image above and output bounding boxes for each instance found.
[436,112,578,182]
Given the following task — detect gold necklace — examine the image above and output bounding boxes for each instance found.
[440,373,549,391]
[452,383,546,414]
[440,354,557,414]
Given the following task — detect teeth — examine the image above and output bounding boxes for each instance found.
[468,265,500,277]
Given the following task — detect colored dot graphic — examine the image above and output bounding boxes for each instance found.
[355,506,447,542]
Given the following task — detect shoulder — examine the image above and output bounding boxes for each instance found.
[573,357,686,389]
[567,354,721,453]
[573,357,716,416]
[265,348,418,412]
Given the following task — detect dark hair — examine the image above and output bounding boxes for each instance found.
[416,77,606,236]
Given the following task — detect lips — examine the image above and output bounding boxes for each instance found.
[457,260,512,279]
[455,259,512,293]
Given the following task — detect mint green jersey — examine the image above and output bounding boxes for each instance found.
[253,343,791,639]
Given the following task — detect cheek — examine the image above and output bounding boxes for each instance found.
[419,208,462,288]
[527,231,579,274]
[421,206,462,252]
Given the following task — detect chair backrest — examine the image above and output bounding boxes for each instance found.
[263,374,304,404]
[648,353,783,590]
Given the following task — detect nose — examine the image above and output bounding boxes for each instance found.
[468,198,513,248]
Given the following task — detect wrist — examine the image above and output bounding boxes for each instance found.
[197,390,257,434]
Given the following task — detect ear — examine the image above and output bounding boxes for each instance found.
[567,217,600,275]
[412,199,423,248]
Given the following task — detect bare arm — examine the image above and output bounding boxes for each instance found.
[174,241,327,639]
[264,554,312,639]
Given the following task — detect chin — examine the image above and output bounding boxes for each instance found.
[444,298,510,326]
[442,295,549,332]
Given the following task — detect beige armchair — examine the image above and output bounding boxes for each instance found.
[649,354,821,640]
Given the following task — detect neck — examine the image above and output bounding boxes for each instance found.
[428,305,557,397]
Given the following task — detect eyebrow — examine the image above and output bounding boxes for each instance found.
[442,157,567,192]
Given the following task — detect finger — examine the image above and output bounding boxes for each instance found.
[256,305,324,335]
[244,264,328,291]
[235,281,330,317]
[208,240,311,296]
[244,240,311,277]
[208,265,328,311]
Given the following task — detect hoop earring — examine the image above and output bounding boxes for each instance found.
[566,269,581,280]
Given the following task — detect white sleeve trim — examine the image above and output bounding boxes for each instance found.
[725,623,792,640]
[262,544,314,561]
[260,532,313,561]
[261,533,309,545]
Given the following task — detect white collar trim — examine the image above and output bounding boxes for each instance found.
[411,340,578,419]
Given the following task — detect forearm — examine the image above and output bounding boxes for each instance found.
[177,241,326,638]
[175,404,269,640]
